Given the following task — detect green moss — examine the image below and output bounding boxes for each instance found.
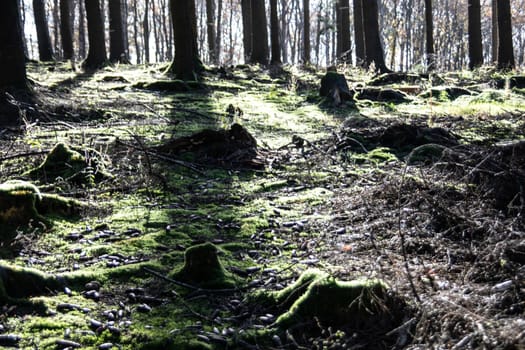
[0,180,44,226]
[251,269,328,309]
[169,242,237,289]
[275,277,390,328]
[0,262,63,303]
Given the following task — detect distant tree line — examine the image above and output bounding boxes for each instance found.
[17,0,525,72]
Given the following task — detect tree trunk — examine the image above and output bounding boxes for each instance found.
[424,0,435,71]
[206,0,216,63]
[0,0,27,89]
[168,0,202,80]
[337,0,351,63]
[0,0,30,124]
[144,0,150,63]
[491,0,498,63]
[241,0,252,62]
[497,0,514,69]
[353,0,364,66]
[33,0,54,61]
[303,0,310,64]
[250,0,268,65]
[60,0,74,59]
[362,0,388,72]
[79,0,86,59]
[270,0,281,65]
[109,0,128,63]
[83,0,107,69]
[216,0,222,64]
[468,0,483,69]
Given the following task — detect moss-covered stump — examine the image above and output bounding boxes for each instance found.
[170,243,236,289]
[319,71,354,105]
[0,180,86,235]
[0,181,44,227]
[355,87,411,103]
[0,262,63,303]
[27,142,111,185]
[252,269,408,344]
[276,277,395,329]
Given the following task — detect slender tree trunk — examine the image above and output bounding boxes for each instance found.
[270,0,281,64]
[362,0,388,72]
[168,0,202,79]
[122,0,130,59]
[491,0,498,63]
[250,0,269,64]
[144,0,150,63]
[133,0,140,63]
[353,0,364,66]
[424,0,435,71]
[468,0,483,69]
[497,0,514,69]
[241,0,252,62]
[303,0,311,64]
[79,0,86,59]
[83,0,107,69]
[60,0,74,59]
[53,0,61,57]
[216,0,223,64]
[206,0,217,63]
[33,0,54,61]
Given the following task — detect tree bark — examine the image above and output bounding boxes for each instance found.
[353,0,364,66]
[60,0,74,59]
[0,0,27,89]
[497,0,514,69]
[109,0,128,63]
[491,0,498,63]
[362,0,388,72]
[424,0,435,71]
[216,0,223,64]
[337,0,351,63]
[250,0,269,64]
[303,0,310,64]
[206,0,217,63]
[79,0,86,59]
[83,0,107,69]
[241,0,252,62]
[168,0,202,80]
[468,0,483,69]
[144,0,150,63]
[33,0,54,61]
[270,0,281,64]
[0,0,30,124]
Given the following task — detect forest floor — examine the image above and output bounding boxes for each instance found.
[0,62,524,349]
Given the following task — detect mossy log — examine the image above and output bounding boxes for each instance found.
[27,142,111,185]
[133,80,204,91]
[419,86,473,100]
[170,243,235,289]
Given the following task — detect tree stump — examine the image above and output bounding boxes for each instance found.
[319,71,354,105]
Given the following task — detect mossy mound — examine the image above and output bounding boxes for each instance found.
[0,262,63,303]
[0,180,86,235]
[27,142,111,185]
[169,242,236,289]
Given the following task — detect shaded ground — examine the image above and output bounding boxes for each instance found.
[0,62,524,349]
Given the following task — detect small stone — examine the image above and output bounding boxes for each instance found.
[99,343,115,350]
[56,339,82,348]
[136,304,152,313]
[85,281,101,291]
